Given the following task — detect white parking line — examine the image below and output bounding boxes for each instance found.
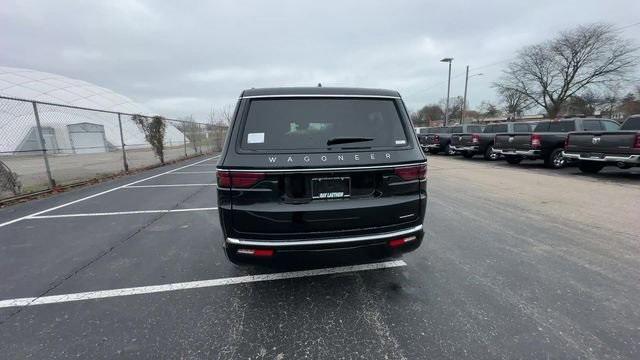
[124,184,217,188]
[169,171,217,174]
[29,207,219,219]
[0,155,220,228]
[190,164,218,167]
[0,260,406,309]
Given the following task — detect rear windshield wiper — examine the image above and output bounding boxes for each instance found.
[326,137,374,146]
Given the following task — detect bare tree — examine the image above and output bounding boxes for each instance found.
[494,23,638,118]
[416,104,444,126]
[496,87,532,119]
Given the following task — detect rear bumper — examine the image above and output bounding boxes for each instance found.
[493,149,540,157]
[563,152,640,164]
[451,145,479,152]
[226,224,423,250]
[424,144,440,149]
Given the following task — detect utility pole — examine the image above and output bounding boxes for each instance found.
[462,65,469,124]
[440,57,453,126]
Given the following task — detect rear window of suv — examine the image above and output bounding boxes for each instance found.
[240,98,408,151]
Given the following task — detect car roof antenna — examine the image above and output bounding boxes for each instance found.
[317,83,322,87]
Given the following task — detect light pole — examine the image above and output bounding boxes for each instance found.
[461,66,483,123]
[440,57,453,126]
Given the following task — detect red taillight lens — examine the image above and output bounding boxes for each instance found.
[564,135,570,148]
[635,134,640,148]
[216,171,265,188]
[394,164,427,181]
[434,135,440,142]
[471,134,480,144]
[237,248,274,257]
[531,133,542,149]
[389,236,417,248]
[217,171,231,187]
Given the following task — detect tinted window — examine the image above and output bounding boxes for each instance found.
[621,117,640,130]
[601,120,621,131]
[451,126,463,133]
[467,125,483,133]
[534,122,550,132]
[513,123,531,132]
[493,124,508,132]
[241,98,407,151]
[483,125,494,133]
[582,120,602,131]
[548,121,575,132]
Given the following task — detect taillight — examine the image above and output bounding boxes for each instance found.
[216,171,265,188]
[434,135,440,142]
[564,135,570,148]
[471,134,480,144]
[531,133,542,149]
[389,236,417,248]
[237,249,274,257]
[635,134,640,148]
[394,164,427,181]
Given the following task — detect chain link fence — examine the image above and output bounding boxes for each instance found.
[0,95,227,202]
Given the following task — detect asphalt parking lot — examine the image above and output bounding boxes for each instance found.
[0,154,639,359]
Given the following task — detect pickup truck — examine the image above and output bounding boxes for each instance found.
[416,127,439,152]
[493,118,620,169]
[423,124,483,155]
[563,115,639,173]
[451,122,536,160]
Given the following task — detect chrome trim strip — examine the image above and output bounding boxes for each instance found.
[240,94,401,99]
[217,161,427,173]
[493,149,539,156]
[563,152,640,163]
[451,146,478,151]
[226,225,423,247]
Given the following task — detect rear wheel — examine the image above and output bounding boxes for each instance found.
[483,144,498,161]
[578,161,604,174]
[462,151,474,159]
[444,143,455,156]
[505,155,522,164]
[545,148,566,169]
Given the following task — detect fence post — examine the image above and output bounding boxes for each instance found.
[117,113,129,172]
[183,126,187,158]
[32,102,55,189]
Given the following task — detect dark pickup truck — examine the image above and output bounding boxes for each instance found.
[563,115,639,173]
[423,124,483,155]
[493,118,620,169]
[451,122,536,160]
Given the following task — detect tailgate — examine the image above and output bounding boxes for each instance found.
[494,133,531,150]
[567,132,639,154]
[451,134,473,146]
[228,166,423,239]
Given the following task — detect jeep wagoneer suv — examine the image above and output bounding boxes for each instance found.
[217,87,427,264]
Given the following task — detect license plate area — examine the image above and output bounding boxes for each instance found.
[312,177,351,199]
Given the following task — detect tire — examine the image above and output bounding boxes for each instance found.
[505,155,522,165]
[545,148,566,169]
[483,144,499,161]
[444,143,455,156]
[578,161,604,174]
[462,151,474,159]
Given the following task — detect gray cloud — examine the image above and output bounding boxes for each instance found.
[1,0,638,119]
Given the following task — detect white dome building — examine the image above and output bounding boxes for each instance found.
[0,66,185,154]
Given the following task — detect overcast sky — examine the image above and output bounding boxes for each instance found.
[1,0,638,120]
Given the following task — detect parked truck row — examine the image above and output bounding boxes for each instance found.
[416,115,640,174]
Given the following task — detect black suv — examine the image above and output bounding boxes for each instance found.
[216,87,427,264]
